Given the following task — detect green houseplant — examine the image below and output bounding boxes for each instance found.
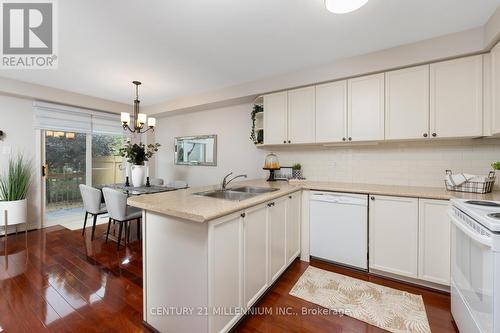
[492,162,500,171]
[0,155,32,228]
[250,104,263,144]
[119,142,160,186]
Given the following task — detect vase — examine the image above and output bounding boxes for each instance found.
[131,165,146,187]
[292,169,302,179]
[0,199,28,226]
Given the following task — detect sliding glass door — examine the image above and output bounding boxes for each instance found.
[44,131,87,227]
[43,131,125,227]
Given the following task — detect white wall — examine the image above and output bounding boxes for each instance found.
[0,95,41,228]
[155,103,266,187]
[155,102,500,189]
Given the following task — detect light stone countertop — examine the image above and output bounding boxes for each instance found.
[127,179,500,223]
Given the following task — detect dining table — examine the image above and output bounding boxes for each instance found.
[94,183,183,196]
[93,183,187,244]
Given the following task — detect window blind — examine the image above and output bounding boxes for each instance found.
[33,101,124,135]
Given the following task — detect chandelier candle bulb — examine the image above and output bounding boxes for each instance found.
[148,117,156,127]
[121,112,130,124]
[138,113,147,125]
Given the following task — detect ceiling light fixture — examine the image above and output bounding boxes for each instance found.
[121,81,156,134]
[324,0,369,14]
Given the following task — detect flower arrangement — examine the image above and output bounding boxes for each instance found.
[119,142,160,165]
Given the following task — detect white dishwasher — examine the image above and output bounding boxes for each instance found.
[310,191,368,270]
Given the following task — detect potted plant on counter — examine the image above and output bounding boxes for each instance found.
[292,163,303,179]
[492,162,500,172]
[119,142,161,187]
[0,155,32,230]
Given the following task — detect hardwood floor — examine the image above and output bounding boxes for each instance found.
[236,259,458,333]
[0,225,458,333]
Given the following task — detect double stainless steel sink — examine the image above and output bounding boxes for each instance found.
[194,186,279,201]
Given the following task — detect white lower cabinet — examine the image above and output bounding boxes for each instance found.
[208,213,243,333]
[418,199,450,285]
[208,194,300,333]
[369,195,451,287]
[269,197,288,282]
[369,195,419,278]
[286,192,301,264]
[243,203,268,307]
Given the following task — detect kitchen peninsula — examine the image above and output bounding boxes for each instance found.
[128,179,500,333]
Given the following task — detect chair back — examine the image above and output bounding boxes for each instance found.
[167,180,188,189]
[79,184,103,214]
[149,178,164,186]
[102,187,127,221]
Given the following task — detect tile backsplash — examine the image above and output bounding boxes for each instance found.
[272,138,500,189]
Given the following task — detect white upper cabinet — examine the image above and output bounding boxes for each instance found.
[430,55,483,138]
[315,81,347,143]
[348,73,385,142]
[288,87,315,144]
[491,42,500,135]
[385,65,430,140]
[264,92,288,145]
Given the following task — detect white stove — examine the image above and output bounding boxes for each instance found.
[451,199,500,232]
[449,198,500,333]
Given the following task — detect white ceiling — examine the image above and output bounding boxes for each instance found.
[1,0,499,106]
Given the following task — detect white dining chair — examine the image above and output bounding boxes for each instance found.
[167,180,188,189]
[102,187,142,250]
[79,184,107,240]
[149,178,164,186]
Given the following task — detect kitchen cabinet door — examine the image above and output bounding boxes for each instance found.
[430,55,483,138]
[491,42,500,135]
[369,195,419,278]
[348,73,385,141]
[286,192,301,264]
[208,213,242,333]
[315,81,347,143]
[418,199,450,286]
[385,65,430,140]
[243,203,268,307]
[264,92,288,144]
[288,87,315,144]
[269,197,287,282]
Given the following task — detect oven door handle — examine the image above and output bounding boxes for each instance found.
[448,211,492,248]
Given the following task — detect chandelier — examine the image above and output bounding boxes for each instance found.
[121,81,156,134]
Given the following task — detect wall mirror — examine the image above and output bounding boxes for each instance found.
[174,135,217,166]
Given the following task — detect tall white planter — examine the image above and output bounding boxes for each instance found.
[131,165,146,187]
[0,199,27,226]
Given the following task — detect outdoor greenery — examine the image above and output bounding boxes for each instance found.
[45,133,124,208]
[119,141,161,165]
[0,155,32,201]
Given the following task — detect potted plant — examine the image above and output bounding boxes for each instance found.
[0,155,32,229]
[119,142,160,186]
[292,163,302,179]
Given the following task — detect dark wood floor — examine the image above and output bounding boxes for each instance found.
[0,225,458,333]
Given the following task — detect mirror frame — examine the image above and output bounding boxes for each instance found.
[174,134,218,166]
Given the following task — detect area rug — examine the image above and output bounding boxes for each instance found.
[289,266,431,333]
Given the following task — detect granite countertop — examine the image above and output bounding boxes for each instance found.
[127,179,500,223]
